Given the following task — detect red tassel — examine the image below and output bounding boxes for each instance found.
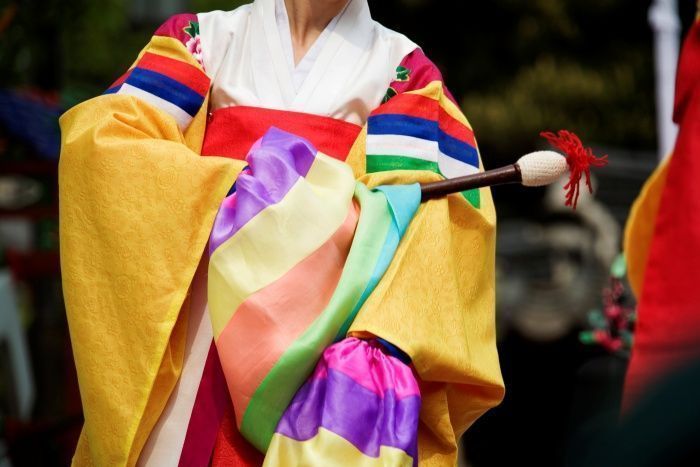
[540,130,608,209]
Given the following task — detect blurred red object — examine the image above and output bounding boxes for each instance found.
[623,17,700,412]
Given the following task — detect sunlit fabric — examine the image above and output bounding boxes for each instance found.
[59,35,243,465]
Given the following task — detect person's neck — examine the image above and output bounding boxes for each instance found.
[283,0,348,65]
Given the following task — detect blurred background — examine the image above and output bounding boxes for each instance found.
[0,0,697,465]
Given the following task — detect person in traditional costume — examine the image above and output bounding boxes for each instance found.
[59,0,507,465]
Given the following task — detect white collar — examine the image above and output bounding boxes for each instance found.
[251,0,374,111]
[275,0,345,93]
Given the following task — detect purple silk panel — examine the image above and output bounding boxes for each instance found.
[275,338,421,462]
[209,127,318,255]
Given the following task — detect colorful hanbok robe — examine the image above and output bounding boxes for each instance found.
[58,0,504,465]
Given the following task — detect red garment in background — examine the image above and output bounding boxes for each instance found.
[623,19,700,411]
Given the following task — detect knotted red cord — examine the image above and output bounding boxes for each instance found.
[540,130,608,209]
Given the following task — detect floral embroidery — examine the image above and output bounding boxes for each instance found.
[381,66,410,103]
[186,36,203,68]
[395,65,411,82]
[382,87,397,104]
[183,20,200,39]
[183,20,204,69]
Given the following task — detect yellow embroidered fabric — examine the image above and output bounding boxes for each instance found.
[347,171,504,466]
[59,36,243,465]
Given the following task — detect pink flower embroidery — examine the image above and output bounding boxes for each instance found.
[186,36,204,70]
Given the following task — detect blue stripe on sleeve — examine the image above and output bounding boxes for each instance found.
[368,114,479,169]
[439,132,479,168]
[367,114,437,140]
[125,68,204,117]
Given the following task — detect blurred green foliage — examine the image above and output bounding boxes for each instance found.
[372,0,662,158]
[192,0,248,11]
[0,0,246,103]
[463,0,656,155]
[463,54,655,156]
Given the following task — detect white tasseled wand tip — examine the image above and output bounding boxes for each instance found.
[517,150,569,187]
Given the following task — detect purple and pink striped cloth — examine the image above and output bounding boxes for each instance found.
[265,338,420,466]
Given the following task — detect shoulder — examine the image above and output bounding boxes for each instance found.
[154,8,252,44]
[148,13,206,68]
[371,20,418,70]
[155,7,252,39]
[153,13,202,46]
[197,5,252,38]
[370,20,455,101]
[390,47,450,95]
[145,7,252,77]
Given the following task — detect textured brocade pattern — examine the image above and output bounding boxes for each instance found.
[344,168,504,466]
[59,21,242,466]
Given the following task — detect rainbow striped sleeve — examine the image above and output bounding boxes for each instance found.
[368,48,482,209]
[104,14,209,130]
[207,128,422,452]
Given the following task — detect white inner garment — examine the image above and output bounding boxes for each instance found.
[275,0,345,93]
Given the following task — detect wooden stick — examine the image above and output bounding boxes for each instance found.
[420,164,522,201]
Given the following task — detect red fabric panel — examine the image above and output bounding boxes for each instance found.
[674,20,700,124]
[137,52,209,96]
[389,47,458,105]
[154,13,198,46]
[178,342,263,466]
[623,20,700,411]
[211,405,264,467]
[177,342,229,467]
[201,106,362,161]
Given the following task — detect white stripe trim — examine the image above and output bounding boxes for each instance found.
[367,135,480,178]
[138,258,214,467]
[438,153,480,179]
[366,134,437,162]
[119,83,193,130]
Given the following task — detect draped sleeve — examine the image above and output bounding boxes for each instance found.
[59,14,244,466]
[345,47,505,466]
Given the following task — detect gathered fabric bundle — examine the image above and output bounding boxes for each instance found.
[265,338,421,466]
[207,128,422,452]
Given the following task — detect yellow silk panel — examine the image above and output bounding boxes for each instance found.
[624,159,670,298]
[59,36,243,466]
[264,429,414,467]
[348,169,504,467]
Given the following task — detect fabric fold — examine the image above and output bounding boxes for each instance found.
[207,128,422,452]
[264,338,420,466]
